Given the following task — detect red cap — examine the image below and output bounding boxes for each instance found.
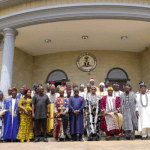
[51,81,55,84]
[12,87,17,93]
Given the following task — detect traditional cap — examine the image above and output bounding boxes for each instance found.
[20,87,23,90]
[62,78,66,81]
[8,87,12,90]
[124,84,130,88]
[80,83,85,87]
[91,85,97,91]
[74,86,79,91]
[51,84,55,89]
[12,87,17,93]
[57,85,60,88]
[66,83,71,86]
[23,87,27,91]
[59,87,65,92]
[107,87,113,91]
[51,81,55,84]
[99,82,105,86]
[139,81,144,85]
[113,83,119,87]
[87,83,91,86]
[140,82,147,88]
[23,85,27,88]
[90,78,94,82]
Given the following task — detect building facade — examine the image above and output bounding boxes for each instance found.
[0,0,150,94]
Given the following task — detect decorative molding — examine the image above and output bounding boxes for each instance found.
[0,3,150,32]
[0,34,4,51]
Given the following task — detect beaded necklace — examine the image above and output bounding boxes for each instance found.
[140,93,148,107]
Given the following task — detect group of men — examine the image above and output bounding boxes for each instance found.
[0,77,150,142]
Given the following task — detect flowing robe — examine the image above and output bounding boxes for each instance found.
[86,94,100,137]
[100,96,121,136]
[47,93,56,136]
[3,98,20,140]
[69,96,85,135]
[54,97,69,140]
[136,93,150,132]
[120,92,137,131]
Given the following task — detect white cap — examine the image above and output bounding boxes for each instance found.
[99,82,105,86]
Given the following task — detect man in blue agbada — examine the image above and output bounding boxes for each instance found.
[3,87,20,141]
[69,86,85,141]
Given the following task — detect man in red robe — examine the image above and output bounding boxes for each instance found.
[100,87,122,140]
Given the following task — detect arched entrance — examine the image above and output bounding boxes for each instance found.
[45,69,70,87]
[105,67,130,91]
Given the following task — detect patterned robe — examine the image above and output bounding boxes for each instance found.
[17,97,34,141]
[100,96,121,136]
[0,99,5,140]
[54,97,69,140]
[120,92,137,131]
[86,94,100,138]
[3,97,20,140]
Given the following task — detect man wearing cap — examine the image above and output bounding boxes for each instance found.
[54,87,70,141]
[31,83,39,98]
[61,78,67,89]
[113,83,123,98]
[4,88,12,100]
[86,86,101,141]
[100,87,122,140]
[136,82,150,139]
[71,83,77,97]
[120,84,137,140]
[104,81,110,91]
[3,87,20,141]
[32,86,50,142]
[79,83,85,99]
[46,83,51,95]
[47,84,56,136]
[69,87,85,141]
[0,91,6,141]
[98,82,107,99]
[89,78,99,95]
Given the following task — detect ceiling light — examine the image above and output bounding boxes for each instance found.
[82,36,88,39]
[121,36,127,40]
[45,39,51,43]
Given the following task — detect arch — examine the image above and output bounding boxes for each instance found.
[1,3,150,32]
[105,67,130,82]
[46,69,70,83]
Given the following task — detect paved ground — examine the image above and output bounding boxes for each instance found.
[1,140,150,150]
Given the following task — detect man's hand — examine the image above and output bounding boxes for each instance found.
[32,113,35,119]
[25,109,28,115]
[103,110,108,117]
[63,112,66,115]
[74,110,79,115]
[136,111,139,117]
[28,111,31,116]
[47,113,49,118]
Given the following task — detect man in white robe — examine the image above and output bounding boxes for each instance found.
[79,83,86,99]
[136,82,150,139]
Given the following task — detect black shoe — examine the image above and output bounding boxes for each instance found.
[34,138,40,142]
[43,138,48,142]
[87,137,93,141]
[79,138,84,141]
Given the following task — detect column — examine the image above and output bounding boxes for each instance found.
[0,28,18,96]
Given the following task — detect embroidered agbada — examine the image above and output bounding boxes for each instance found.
[47,93,56,136]
[100,96,121,136]
[3,97,20,140]
[86,94,100,139]
[54,97,69,140]
[17,97,34,141]
[0,99,5,140]
[69,96,85,135]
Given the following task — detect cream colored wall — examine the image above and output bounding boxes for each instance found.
[140,47,150,88]
[0,0,150,17]
[33,50,142,92]
[12,47,33,91]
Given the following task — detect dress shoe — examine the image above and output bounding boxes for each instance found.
[34,138,40,142]
[43,138,48,142]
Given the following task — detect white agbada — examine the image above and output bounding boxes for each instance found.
[136,93,150,132]
[79,91,86,99]
[113,90,123,98]
[12,98,16,125]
